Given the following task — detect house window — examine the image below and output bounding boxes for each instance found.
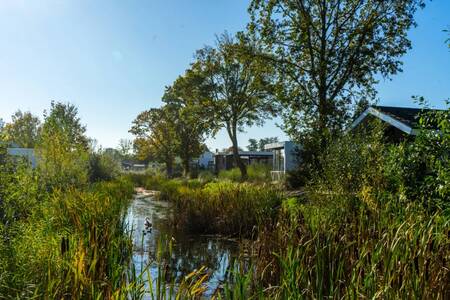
[273,149,285,172]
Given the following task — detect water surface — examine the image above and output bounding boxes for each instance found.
[126,194,240,298]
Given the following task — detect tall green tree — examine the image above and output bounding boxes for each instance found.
[117,138,133,159]
[37,102,89,189]
[249,0,425,146]
[193,32,278,179]
[258,137,279,151]
[42,101,90,149]
[1,110,41,148]
[247,138,259,151]
[247,137,279,151]
[162,71,213,177]
[130,107,178,177]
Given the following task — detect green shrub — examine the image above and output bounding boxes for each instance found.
[384,105,450,211]
[247,163,271,182]
[218,163,272,183]
[125,172,148,187]
[218,168,242,182]
[88,151,121,182]
[198,170,215,183]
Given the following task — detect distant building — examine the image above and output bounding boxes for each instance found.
[351,105,443,142]
[214,150,273,173]
[6,147,37,168]
[264,141,300,181]
[122,159,148,172]
[197,151,214,170]
[131,163,147,172]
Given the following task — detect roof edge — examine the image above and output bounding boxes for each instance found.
[351,107,415,135]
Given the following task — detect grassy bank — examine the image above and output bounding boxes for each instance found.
[0,174,135,299]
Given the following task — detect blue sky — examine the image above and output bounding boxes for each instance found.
[0,0,449,151]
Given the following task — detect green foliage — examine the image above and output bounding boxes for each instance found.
[193,32,279,179]
[219,163,272,183]
[249,0,425,152]
[168,181,282,237]
[217,108,449,299]
[0,163,39,226]
[42,101,89,149]
[218,167,242,182]
[130,107,178,177]
[117,138,133,159]
[88,149,121,182]
[243,198,449,299]
[162,71,213,177]
[247,163,272,182]
[384,100,450,211]
[36,102,90,190]
[247,137,278,151]
[0,177,134,298]
[197,170,215,184]
[0,110,41,148]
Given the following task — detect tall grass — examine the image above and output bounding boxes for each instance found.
[216,121,450,299]
[169,181,282,237]
[0,178,135,299]
[218,163,272,183]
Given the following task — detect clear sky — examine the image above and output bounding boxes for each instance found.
[0,0,449,151]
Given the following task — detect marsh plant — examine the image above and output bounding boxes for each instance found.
[168,181,282,237]
[225,114,450,299]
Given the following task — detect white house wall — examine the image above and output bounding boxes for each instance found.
[7,148,37,168]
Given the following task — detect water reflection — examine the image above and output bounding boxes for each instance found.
[126,194,240,297]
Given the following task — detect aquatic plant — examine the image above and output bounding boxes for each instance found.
[218,163,272,183]
[169,181,282,237]
[0,178,135,298]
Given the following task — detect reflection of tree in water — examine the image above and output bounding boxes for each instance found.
[149,232,239,283]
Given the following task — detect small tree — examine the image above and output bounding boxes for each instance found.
[194,32,278,179]
[1,110,41,148]
[163,71,212,177]
[37,102,89,190]
[247,138,259,151]
[258,137,278,151]
[130,108,178,177]
[248,137,279,151]
[117,139,133,159]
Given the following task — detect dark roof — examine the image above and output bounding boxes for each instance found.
[373,106,442,129]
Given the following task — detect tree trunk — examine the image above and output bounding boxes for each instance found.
[227,123,247,180]
[166,159,173,178]
[182,156,190,178]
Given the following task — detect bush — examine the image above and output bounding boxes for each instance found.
[88,151,121,182]
[198,170,215,183]
[218,164,272,183]
[218,168,242,182]
[384,105,450,211]
[247,163,271,182]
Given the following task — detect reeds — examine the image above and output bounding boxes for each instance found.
[168,181,282,237]
[0,178,135,299]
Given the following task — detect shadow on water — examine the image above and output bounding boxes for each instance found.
[125,194,241,297]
